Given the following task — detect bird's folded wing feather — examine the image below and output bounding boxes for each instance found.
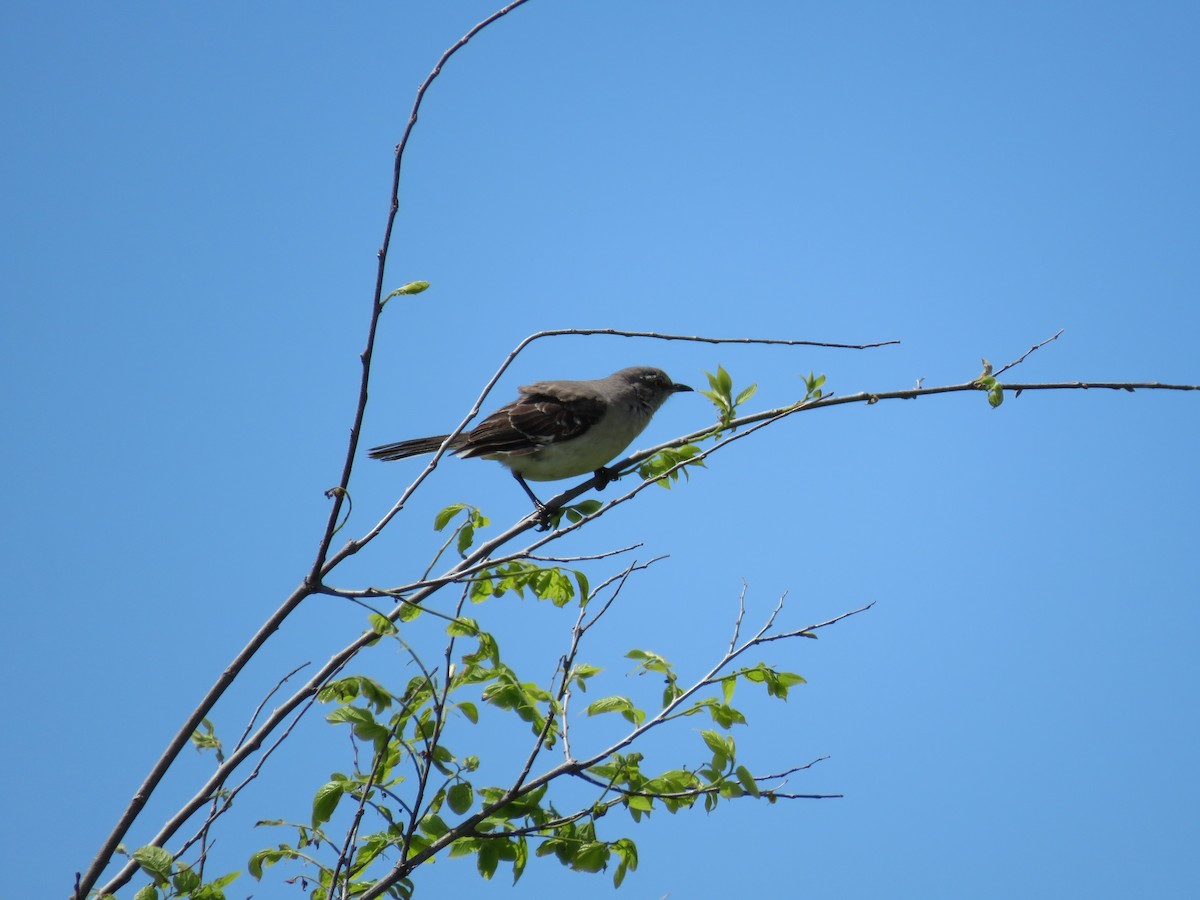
[458,383,607,458]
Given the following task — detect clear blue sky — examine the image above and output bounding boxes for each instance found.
[3,3,1197,898]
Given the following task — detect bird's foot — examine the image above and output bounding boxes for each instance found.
[531,502,557,531]
[592,466,621,490]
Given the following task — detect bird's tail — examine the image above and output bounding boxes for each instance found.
[367,435,456,461]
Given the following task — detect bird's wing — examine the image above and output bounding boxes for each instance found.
[458,382,606,458]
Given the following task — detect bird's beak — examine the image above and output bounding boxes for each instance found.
[672,382,694,393]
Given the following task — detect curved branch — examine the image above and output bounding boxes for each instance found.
[74,6,538,898]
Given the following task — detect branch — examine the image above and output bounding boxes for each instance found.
[993,328,1064,377]
[74,6,538,896]
[566,758,841,805]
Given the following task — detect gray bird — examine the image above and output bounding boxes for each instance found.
[368,366,693,510]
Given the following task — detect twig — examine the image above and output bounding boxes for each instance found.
[993,328,1065,377]
[230,663,311,756]
[727,581,749,655]
[505,327,898,352]
[174,686,325,861]
[526,544,644,563]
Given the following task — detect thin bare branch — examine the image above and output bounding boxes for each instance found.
[727,581,749,655]
[993,328,1065,377]
[580,557,665,637]
[526,544,644,563]
[231,663,311,757]
[756,601,878,644]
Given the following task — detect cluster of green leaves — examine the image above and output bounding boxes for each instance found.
[248,624,504,897]
[801,370,826,403]
[189,717,224,764]
[637,443,703,489]
[432,502,594,607]
[467,560,589,607]
[238,591,811,898]
[171,495,813,899]
[700,365,758,431]
[639,365,828,491]
[541,498,604,528]
[581,650,807,820]
[245,612,627,894]
[123,846,239,900]
[432,502,491,558]
[447,781,641,885]
[435,498,603,546]
[973,358,1005,408]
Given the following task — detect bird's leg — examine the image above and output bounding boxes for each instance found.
[512,472,554,529]
[592,465,621,490]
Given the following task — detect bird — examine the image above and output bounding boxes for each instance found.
[368,366,693,511]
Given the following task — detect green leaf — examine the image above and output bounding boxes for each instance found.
[248,848,288,880]
[133,886,159,900]
[570,663,603,690]
[701,728,727,754]
[572,842,610,873]
[213,871,241,888]
[573,569,590,603]
[477,840,500,880]
[721,675,736,704]
[712,365,733,395]
[627,793,653,812]
[612,837,638,887]
[201,871,241,893]
[446,616,480,638]
[734,383,759,405]
[626,648,673,676]
[449,837,480,858]
[434,502,468,531]
[172,867,201,893]
[562,499,602,524]
[447,781,474,815]
[511,835,529,885]
[735,764,761,798]
[585,695,645,725]
[705,700,747,728]
[455,700,479,724]
[326,705,389,743]
[190,718,224,763]
[132,846,173,885]
[312,781,345,828]
[456,523,476,555]
[700,729,733,768]
[419,813,449,837]
[368,613,397,636]
[353,833,391,872]
[387,280,430,297]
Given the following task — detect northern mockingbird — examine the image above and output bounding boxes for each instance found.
[368,366,693,510]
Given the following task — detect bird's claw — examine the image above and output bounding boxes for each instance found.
[592,466,620,490]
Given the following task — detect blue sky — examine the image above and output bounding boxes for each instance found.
[3,2,1198,898]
